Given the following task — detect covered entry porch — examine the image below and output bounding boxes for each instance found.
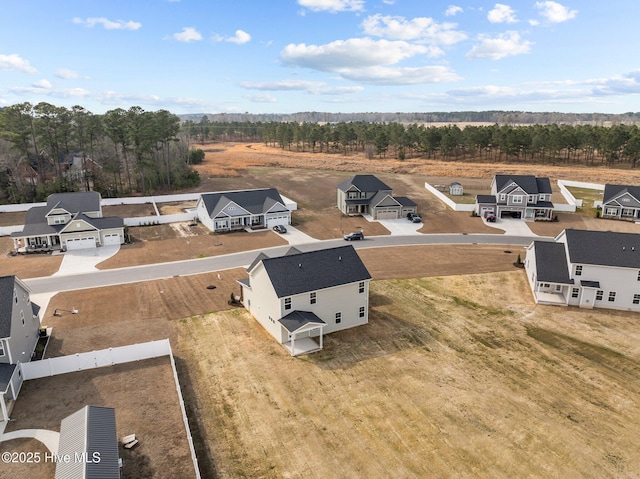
[279,311,326,357]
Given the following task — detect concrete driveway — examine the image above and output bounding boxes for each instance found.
[369,217,423,235]
[482,217,537,236]
[280,226,319,245]
[53,245,121,276]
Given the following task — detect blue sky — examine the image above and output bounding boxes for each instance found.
[1,0,639,115]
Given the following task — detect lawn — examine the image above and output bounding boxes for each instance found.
[176,272,640,479]
[566,186,603,218]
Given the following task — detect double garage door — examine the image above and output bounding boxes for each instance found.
[266,214,290,228]
[66,236,97,250]
[376,209,399,220]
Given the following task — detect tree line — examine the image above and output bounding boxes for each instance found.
[0,102,199,204]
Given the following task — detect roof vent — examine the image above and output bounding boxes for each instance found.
[298,263,302,268]
[339,256,342,261]
[623,246,626,251]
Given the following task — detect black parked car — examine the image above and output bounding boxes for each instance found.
[273,225,287,234]
[407,213,422,223]
[343,231,364,241]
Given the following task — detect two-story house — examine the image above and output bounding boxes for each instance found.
[337,174,417,220]
[601,184,640,221]
[11,191,124,252]
[0,275,41,421]
[476,174,554,221]
[238,245,372,356]
[197,188,292,233]
[525,229,640,310]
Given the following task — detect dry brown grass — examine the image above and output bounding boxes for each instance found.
[176,272,640,479]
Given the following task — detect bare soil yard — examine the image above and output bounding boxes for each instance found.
[0,210,25,226]
[176,271,640,479]
[0,237,62,278]
[103,203,156,218]
[1,356,196,479]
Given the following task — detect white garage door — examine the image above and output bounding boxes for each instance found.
[266,214,289,228]
[66,237,97,250]
[103,233,121,245]
[376,209,398,220]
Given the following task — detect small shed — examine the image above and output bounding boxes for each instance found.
[449,182,463,196]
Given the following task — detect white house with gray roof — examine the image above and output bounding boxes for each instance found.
[0,275,41,421]
[238,245,371,356]
[337,174,417,220]
[55,405,120,479]
[11,191,124,252]
[197,188,291,232]
[476,174,554,221]
[601,184,640,221]
[525,229,640,310]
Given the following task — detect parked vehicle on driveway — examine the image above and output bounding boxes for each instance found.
[273,225,287,234]
[343,231,364,241]
[407,213,422,223]
[483,211,496,222]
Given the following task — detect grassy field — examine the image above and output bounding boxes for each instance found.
[176,272,640,478]
[566,186,603,218]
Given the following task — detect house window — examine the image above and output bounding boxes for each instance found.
[512,196,523,204]
[359,282,365,294]
[360,192,366,198]
[634,294,640,305]
[575,265,582,276]
[571,288,579,298]
[335,312,342,324]
[637,271,640,281]
[284,298,291,310]
[310,292,316,304]
[596,290,603,301]
[555,285,562,292]
[20,310,25,325]
[359,306,365,318]
[500,194,506,201]
[608,292,616,302]
[529,195,535,203]
[348,191,358,199]
[0,341,4,357]
[605,208,618,216]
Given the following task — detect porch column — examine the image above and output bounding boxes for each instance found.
[319,327,323,349]
[0,393,8,422]
[290,334,296,357]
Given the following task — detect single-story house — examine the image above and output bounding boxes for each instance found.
[197,188,291,233]
[601,184,640,221]
[449,182,463,196]
[238,245,372,356]
[525,228,640,310]
[55,405,121,479]
[476,174,554,221]
[11,192,124,252]
[0,275,41,421]
[337,174,417,220]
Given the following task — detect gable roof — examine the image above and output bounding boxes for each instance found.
[58,213,123,233]
[0,363,17,394]
[337,174,392,192]
[200,188,287,218]
[46,192,101,215]
[55,405,119,479]
[0,276,17,338]
[532,241,573,284]
[563,229,640,268]
[279,310,326,333]
[603,184,640,205]
[258,245,371,297]
[494,175,552,195]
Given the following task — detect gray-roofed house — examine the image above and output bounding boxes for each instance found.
[55,405,121,479]
[337,174,417,220]
[475,174,554,221]
[196,188,291,232]
[238,245,371,356]
[525,229,640,310]
[601,184,640,220]
[11,191,124,252]
[0,275,41,421]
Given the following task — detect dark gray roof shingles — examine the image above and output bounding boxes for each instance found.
[46,191,101,214]
[261,245,371,297]
[533,242,573,284]
[0,276,16,338]
[279,311,326,333]
[337,174,392,192]
[495,175,552,195]
[603,184,640,205]
[201,188,286,218]
[564,229,640,268]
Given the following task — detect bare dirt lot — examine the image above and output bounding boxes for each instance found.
[0,210,26,226]
[0,237,62,278]
[1,356,196,479]
[103,203,156,218]
[176,271,640,479]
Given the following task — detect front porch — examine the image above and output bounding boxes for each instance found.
[279,311,326,357]
[283,337,323,357]
[12,234,61,253]
[535,291,568,306]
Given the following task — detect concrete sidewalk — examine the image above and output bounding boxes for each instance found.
[0,428,60,453]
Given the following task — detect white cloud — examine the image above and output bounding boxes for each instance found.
[72,17,141,30]
[535,1,577,23]
[240,79,365,95]
[297,0,364,13]
[487,4,518,23]
[32,79,52,89]
[361,14,467,46]
[173,27,202,42]
[0,53,37,74]
[281,38,429,72]
[55,68,79,79]
[445,5,463,16]
[466,31,532,60]
[225,30,252,44]
[339,65,461,85]
[244,94,277,103]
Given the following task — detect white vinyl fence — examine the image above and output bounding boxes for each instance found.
[424,183,475,212]
[20,339,171,380]
[124,212,198,227]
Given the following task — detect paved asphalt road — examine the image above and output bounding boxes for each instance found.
[24,234,550,294]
